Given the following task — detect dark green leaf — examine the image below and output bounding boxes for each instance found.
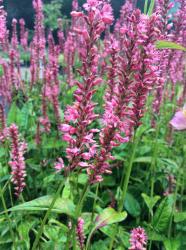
[152,195,174,232]
[124,193,141,217]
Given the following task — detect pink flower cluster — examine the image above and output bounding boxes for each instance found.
[0,103,8,142]
[129,227,147,250]
[19,18,28,50]
[0,0,7,44]
[8,124,27,196]
[61,0,114,176]
[76,217,85,250]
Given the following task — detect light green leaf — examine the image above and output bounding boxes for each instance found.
[20,101,33,130]
[134,157,152,163]
[144,0,148,14]
[0,65,3,77]
[148,0,155,15]
[100,224,117,239]
[62,179,71,199]
[18,221,35,249]
[163,238,181,250]
[156,40,186,51]
[147,230,166,241]
[6,195,75,217]
[94,208,127,231]
[42,138,65,149]
[142,193,160,212]
[7,102,22,125]
[87,208,127,247]
[174,212,186,223]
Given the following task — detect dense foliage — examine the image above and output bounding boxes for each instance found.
[0,0,186,249]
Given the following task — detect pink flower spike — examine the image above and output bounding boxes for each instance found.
[76,217,85,250]
[129,227,147,250]
[170,105,186,130]
[8,124,27,196]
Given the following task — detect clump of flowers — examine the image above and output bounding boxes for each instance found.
[8,124,27,196]
[129,227,147,250]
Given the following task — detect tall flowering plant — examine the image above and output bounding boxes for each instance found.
[61,0,114,175]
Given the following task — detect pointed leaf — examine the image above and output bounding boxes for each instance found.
[174,212,186,223]
[148,0,155,15]
[6,195,75,217]
[152,195,174,232]
[124,193,141,217]
[156,41,186,51]
[142,193,160,212]
[163,238,181,250]
[95,208,127,230]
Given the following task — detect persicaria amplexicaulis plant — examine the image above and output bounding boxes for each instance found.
[0,0,185,248]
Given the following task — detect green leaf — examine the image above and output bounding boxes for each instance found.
[0,65,3,77]
[43,225,67,242]
[144,0,148,14]
[160,158,179,169]
[156,40,186,51]
[42,138,65,149]
[18,221,35,249]
[134,156,152,163]
[174,212,186,223]
[148,0,155,15]
[147,230,166,241]
[62,179,71,199]
[100,224,117,239]
[6,195,75,217]
[163,238,181,250]
[7,102,22,125]
[20,101,33,130]
[124,193,141,217]
[94,207,127,230]
[142,193,160,212]
[152,195,174,232]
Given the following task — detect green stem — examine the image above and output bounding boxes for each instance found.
[109,135,139,250]
[85,228,95,250]
[75,182,89,218]
[144,0,148,14]
[71,182,89,250]
[118,134,139,212]
[150,121,160,201]
[31,181,64,250]
[91,184,99,222]
[0,189,17,249]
